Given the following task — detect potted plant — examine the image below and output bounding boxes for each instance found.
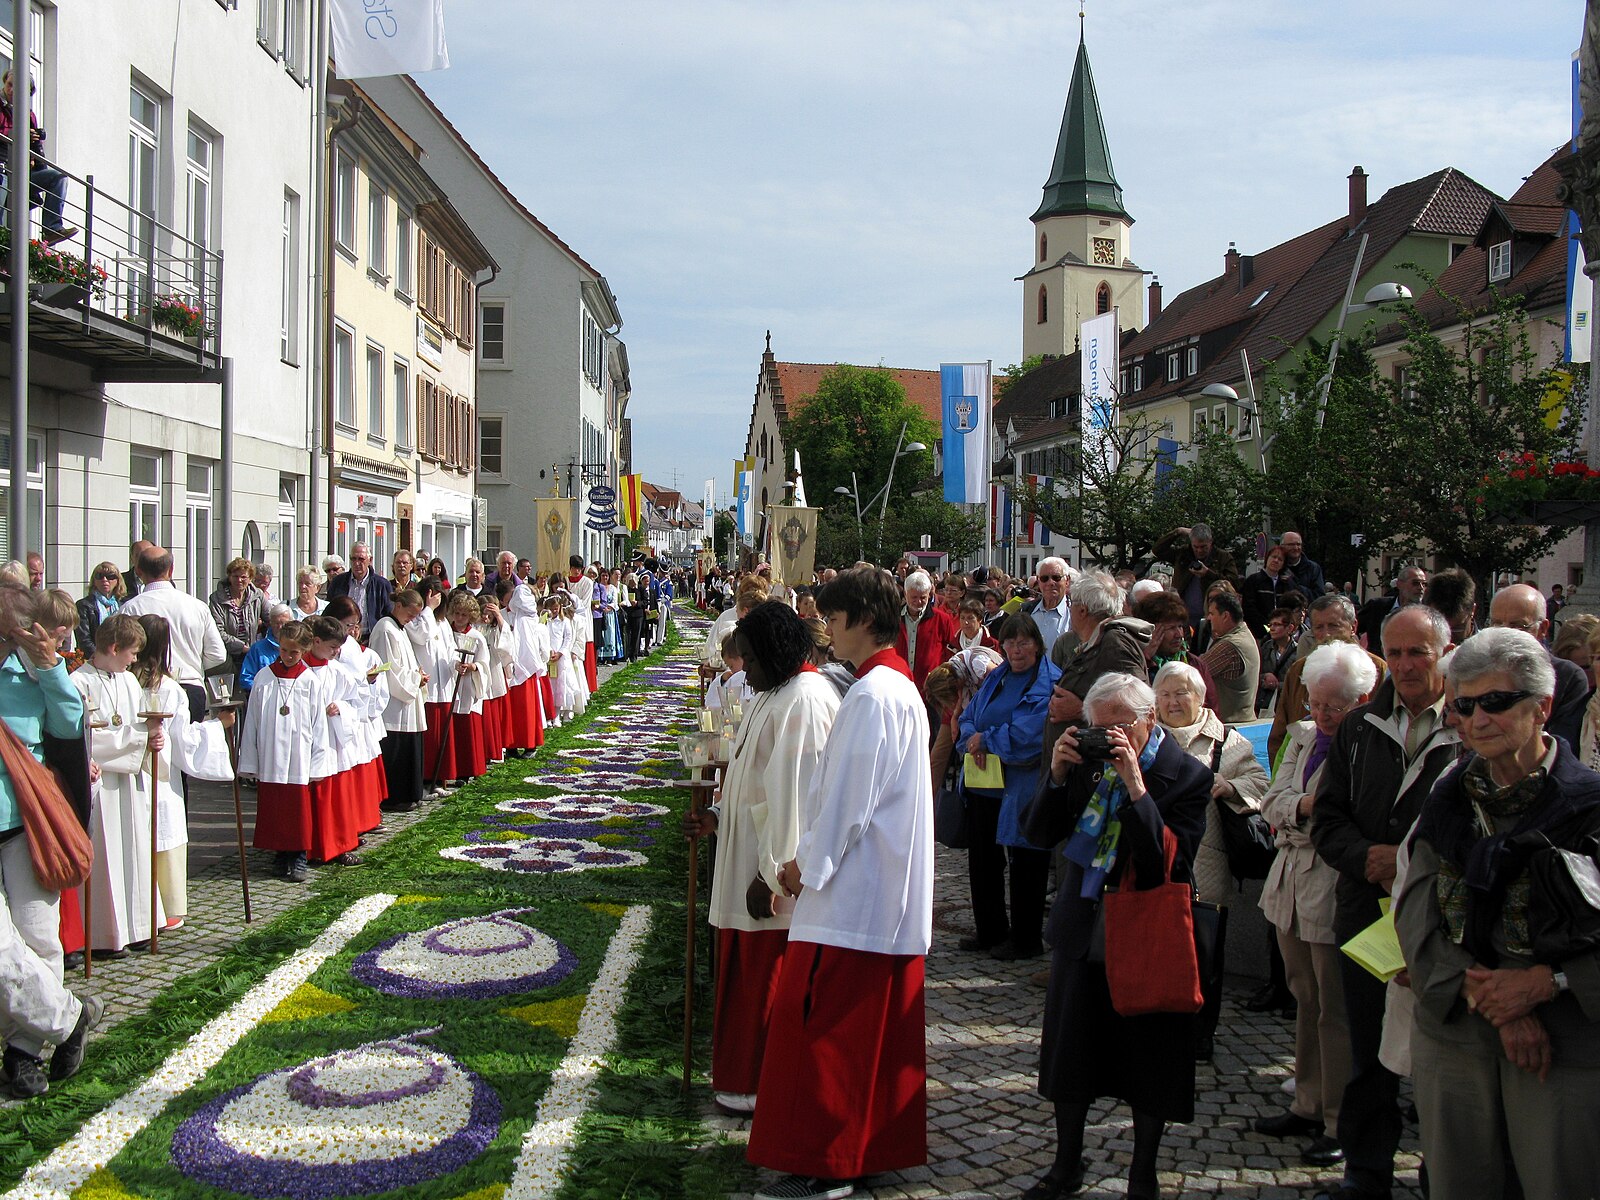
[1480,452,1600,526]
[0,226,109,305]
[148,294,207,339]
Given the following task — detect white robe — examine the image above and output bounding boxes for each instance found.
[146,674,233,850]
[237,666,334,784]
[73,668,159,950]
[421,615,458,706]
[549,617,585,716]
[446,627,491,715]
[566,575,596,648]
[791,660,934,957]
[481,622,512,702]
[369,616,426,733]
[709,671,839,933]
[335,637,388,764]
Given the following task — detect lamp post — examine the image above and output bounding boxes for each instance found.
[833,473,864,564]
[833,422,928,564]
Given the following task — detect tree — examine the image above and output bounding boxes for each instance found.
[785,365,939,511]
[1153,429,1266,567]
[814,495,983,569]
[713,510,737,559]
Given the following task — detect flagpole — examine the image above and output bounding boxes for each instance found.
[984,360,994,569]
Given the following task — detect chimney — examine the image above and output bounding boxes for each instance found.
[1225,241,1240,282]
[1349,165,1368,225]
[1148,276,1163,322]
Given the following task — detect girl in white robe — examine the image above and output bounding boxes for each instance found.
[438,592,491,782]
[479,598,513,763]
[369,593,427,810]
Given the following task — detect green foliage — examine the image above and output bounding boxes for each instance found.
[818,495,985,568]
[713,510,736,558]
[1154,429,1266,567]
[784,365,938,510]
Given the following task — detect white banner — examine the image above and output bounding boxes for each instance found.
[1080,311,1119,471]
[703,479,715,543]
[331,0,450,79]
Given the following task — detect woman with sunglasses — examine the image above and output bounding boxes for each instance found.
[1395,628,1600,1198]
[75,561,126,655]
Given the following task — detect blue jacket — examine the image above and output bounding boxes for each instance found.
[239,631,280,692]
[958,655,1062,848]
[0,654,85,834]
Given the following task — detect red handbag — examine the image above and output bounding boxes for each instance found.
[0,713,93,892]
[1102,825,1204,1017]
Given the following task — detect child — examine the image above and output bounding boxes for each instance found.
[238,620,331,882]
[546,595,581,722]
[705,629,752,713]
[439,592,490,783]
[302,613,364,865]
[478,595,512,765]
[498,578,544,755]
[948,598,1000,654]
[369,588,427,812]
[72,615,159,955]
[794,586,818,620]
[325,597,389,834]
[410,577,456,791]
[130,614,234,929]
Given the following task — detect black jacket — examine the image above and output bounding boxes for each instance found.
[326,570,393,639]
[1312,677,1462,941]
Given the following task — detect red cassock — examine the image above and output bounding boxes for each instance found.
[252,780,315,852]
[712,927,788,1095]
[747,942,927,1179]
[483,693,506,760]
[583,642,598,693]
[58,887,85,956]
[309,771,360,862]
[538,675,557,721]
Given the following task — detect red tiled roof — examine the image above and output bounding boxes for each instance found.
[772,361,948,426]
[1509,147,1569,205]
[1491,201,1565,237]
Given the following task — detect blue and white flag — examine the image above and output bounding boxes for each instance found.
[331,0,450,79]
[736,469,755,540]
[941,363,991,504]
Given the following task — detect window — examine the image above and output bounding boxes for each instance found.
[130,450,162,547]
[366,343,385,441]
[582,309,603,388]
[1395,364,1416,403]
[417,375,437,461]
[186,125,216,292]
[1235,406,1253,442]
[334,151,356,254]
[334,323,356,429]
[1488,240,1512,283]
[367,183,387,278]
[479,415,503,476]
[485,527,503,559]
[1039,233,1047,263]
[256,0,279,53]
[395,211,413,297]
[185,461,213,593]
[1167,353,1180,382]
[276,477,297,602]
[127,82,162,316]
[480,302,506,363]
[1131,364,1142,391]
[0,430,45,564]
[1190,410,1208,440]
[1186,347,1198,376]
[281,190,300,362]
[0,8,48,109]
[281,0,306,78]
[1036,284,1048,325]
[1250,287,1272,308]
[1212,404,1228,436]
[1096,282,1112,315]
[393,358,410,449]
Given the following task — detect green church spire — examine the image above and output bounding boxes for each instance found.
[1032,32,1130,223]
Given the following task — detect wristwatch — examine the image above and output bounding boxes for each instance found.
[1552,967,1571,998]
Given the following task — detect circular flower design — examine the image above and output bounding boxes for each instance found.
[172,1032,499,1199]
[351,909,578,1000]
[440,837,647,873]
[522,771,664,792]
[496,796,668,822]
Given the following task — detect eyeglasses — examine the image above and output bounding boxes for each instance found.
[1448,690,1535,717]
[1038,573,1064,582]
[1491,619,1540,633]
[95,572,119,581]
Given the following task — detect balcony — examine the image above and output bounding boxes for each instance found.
[0,154,222,382]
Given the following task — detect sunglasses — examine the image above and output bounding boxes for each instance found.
[1448,690,1534,717]
[1038,573,1064,582]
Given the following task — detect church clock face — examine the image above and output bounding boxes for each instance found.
[1092,237,1117,266]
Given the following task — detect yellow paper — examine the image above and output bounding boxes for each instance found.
[1341,898,1405,982]
[963,752,1005,789]
[1001,596,1025,614]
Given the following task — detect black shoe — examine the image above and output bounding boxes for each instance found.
[4,1046,47,1098]
[1245,984,1294,1012]
[1194,1034,1214,1062]
[126,939,151,953]
[1302,1135,1345,1166]
[991,939,1043,962]
[332,852,364,866]
[62,950,85,971]
[957,935,995,952]
[1253,1110,1321,1137]
[48,994,103,1081]
[1308,1188,1385,1199]
[273,851,291,878]
[288,854,309,883]
[1018,1158,1087,1199]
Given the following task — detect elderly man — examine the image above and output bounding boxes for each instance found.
[1156,523,1242,629]
[253,562,276,605]
[1200,589,1260,724]
[1269,594,1387,760]
[24,552,43,591]
[483,550,518,593]
[119,545,228,721]
[325,542,392,640]
[1356,565,1426,649]
[1278,530,1325,599]
[1022,556,1072,656]
[1310,605,1459,1200]
[455,558,489,598]
[121,539,152,599]
[894,570,957,688]
[1488,582,1587,750]
[1043,571,1149,754]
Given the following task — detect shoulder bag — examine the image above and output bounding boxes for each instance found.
[1524,830,1600,963]
[1102,825,1205,1016]
[934,763,971,850]
[1210,739,1276,881]
[0,712,93,891]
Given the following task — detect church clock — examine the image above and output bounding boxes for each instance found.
[1092,237,1117,266]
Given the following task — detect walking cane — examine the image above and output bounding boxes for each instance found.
[83,704,105,979]
[683,770,703,1096]
[137,704,174,955]
[429,643,476,787]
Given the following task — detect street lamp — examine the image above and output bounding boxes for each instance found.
[832,422,929,563]
[834,477,864,563]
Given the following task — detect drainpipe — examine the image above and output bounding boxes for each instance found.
[471,262,498,557]
[8,0,30,556]
[307,2,329,559]
[220,356,234,564]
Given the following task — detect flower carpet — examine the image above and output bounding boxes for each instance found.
[0,617,753,1200]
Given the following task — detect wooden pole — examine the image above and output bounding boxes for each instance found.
[682,770,701,1096]
[139,709,172,955]
[430,645,474,787]
[223,711,252,922]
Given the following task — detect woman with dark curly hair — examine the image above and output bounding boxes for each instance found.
[685,601,840,1117]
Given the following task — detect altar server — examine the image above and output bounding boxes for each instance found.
[566,556,599,692]
[747,567,933,1200]
[369,588,427,811]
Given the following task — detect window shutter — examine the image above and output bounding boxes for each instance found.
[462,401,474,471]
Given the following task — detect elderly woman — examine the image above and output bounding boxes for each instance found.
[292,564,327,619]
[957,615,1061,961]
[0,582,97,1098]
[1153,659,1269,1061]
[209,558,266,667]
[1395,628,1600,1197]
[1018,672,1212,1200]
[75,561,125,655]
[1253,642,1377,1166]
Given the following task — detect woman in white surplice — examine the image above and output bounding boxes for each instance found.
[683,600,839,1116]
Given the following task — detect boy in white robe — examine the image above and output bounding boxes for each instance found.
[369,589,427,811]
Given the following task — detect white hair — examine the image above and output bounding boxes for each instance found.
[1302,641,1379,704]
[1129,578,1164,605]
[1038,556,1069,577]
[1083,671,1156,723]
[1068,570,1124,620]
[904,570,934,595]
[1152,659,1205,697]
[269,603,293,621]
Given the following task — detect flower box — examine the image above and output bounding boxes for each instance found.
[1491,499,1600,527]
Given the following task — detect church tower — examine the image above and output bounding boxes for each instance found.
[1020,27,1144,359]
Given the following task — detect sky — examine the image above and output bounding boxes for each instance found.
[417,0,1580,511]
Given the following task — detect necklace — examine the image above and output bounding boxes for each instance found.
[278,673,297,717]
[90,665,125,727]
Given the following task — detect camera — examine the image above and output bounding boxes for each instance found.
[1073,726,1115,762]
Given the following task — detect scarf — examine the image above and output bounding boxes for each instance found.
[1302,727,1335,789]
[1062,725,1166,899]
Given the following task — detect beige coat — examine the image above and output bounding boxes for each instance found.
[1163,709,1269,904]
[1259,719,1339,943]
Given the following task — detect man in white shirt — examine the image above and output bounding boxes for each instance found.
[1023,556,1072,656]
[119,545,228,721]
[748,567,932,1200]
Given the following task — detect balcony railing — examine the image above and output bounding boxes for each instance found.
[1,150,222,376]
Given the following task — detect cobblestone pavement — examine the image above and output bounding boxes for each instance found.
[717,846,1424,1199]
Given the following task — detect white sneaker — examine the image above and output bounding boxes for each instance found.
[754,1177,854,1200]
[713,1090,757,1114]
